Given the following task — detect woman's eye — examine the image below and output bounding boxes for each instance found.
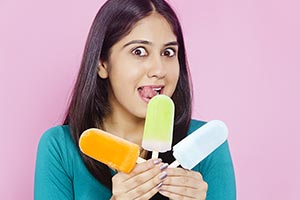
[131,47,148,57]
[162,48,176,57]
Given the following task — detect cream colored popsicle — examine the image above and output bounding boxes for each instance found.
[142,94,175,158]
[79,128,145,173]
[169,120,228,169]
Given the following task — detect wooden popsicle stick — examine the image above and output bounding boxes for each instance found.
[151,151,159,159]
[169,160,181,168]
[136,157,146,163]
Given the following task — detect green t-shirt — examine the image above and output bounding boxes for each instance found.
[34,120,236,199]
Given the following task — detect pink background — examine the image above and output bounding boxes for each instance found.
[1,0,299,199]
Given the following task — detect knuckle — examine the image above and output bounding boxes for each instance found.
[135,187,144,196]
[201,190,207,200]
[179,196,185,200]
[193,170,203,179]
[203,192,207,199]
[111,175,117,182]
[203,181,208,190]
[177,187,188,197]
[183,176,187,184]
[142,188,159,200]
[183,176,190,185]
[134,176,144,184]
[153,176,161,185]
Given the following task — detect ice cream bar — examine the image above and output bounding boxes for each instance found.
[79,128,143,173]
[142,95,175,157]
[169,120,228,169]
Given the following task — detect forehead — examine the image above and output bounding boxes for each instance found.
[119,12,177,44]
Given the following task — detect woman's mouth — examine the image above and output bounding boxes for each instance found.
[138,86,164,102]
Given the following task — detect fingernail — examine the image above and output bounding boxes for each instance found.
[153,159,162,165]
[159,171,168,180]
[157,182,163,189]
[160,163,168,170]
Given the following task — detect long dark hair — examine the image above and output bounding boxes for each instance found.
[64,0,193,195]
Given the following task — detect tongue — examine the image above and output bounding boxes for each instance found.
[139,87,157,99]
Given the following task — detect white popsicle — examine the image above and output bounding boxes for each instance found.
[169,120,228,169]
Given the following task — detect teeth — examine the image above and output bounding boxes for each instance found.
[153,87,162,94]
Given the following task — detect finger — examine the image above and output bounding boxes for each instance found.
[160,184,207,199]
[132,182,162,200]
[162,176,200,189]
[162,171,206,189]
[166,168,203,179]
[112,159,162,196]
[112,162,168,195]
[161,168,208,199]
[114,158,162,182]
[127,169,168,199]
[131,158,162,175]
[159,189,205,200]
[124,163,168,188]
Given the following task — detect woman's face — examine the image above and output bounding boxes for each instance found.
[100,12,179,119]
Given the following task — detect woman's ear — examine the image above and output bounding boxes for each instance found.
[97,61,109,79]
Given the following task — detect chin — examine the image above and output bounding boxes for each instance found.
[132,108,147,120]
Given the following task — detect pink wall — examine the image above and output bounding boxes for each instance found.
[1,0,299,199]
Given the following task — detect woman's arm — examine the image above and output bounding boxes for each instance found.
[34,127,74,200]
[200,141,236,200]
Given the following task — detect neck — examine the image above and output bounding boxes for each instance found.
[102,113,145,146]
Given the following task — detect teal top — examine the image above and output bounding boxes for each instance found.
[34,120,236,199]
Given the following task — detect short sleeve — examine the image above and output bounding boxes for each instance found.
[34,126,74,200]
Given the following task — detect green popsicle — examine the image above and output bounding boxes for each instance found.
[142,95,175,154]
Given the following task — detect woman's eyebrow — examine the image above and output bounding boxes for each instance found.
[123,40,178,48]
[164,41,178,47]
[123,40,151,48]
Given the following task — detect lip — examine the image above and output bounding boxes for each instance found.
[138,85,165,103]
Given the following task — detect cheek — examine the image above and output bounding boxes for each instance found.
[169,63,180,83]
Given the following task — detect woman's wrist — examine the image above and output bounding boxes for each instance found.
[110,196,116,200]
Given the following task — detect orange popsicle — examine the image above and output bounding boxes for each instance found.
[79,128,141,173]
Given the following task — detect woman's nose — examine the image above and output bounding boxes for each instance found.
[147,56,167,79]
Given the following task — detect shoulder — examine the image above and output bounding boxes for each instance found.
[36,125,79,177]
[38,125,74,150]
[35,126,81,198]
[36,125,78,165]
[188,119,206,134]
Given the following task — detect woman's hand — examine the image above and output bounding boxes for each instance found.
[111,159,168,200]
[159,167,208,200]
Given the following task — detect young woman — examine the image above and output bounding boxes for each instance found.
[34,0,236,199]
